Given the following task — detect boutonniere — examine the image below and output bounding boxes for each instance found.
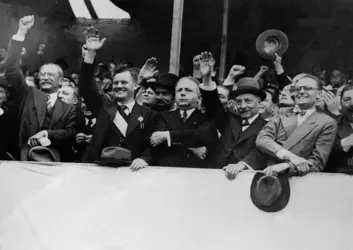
[138,116,144,129]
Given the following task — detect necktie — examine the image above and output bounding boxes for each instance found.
[242,119,250,127]
[182,110,188,123]
[119,104,130,122]
[47,95,52,112]
[87,118,93,133]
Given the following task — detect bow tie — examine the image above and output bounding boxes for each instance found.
[293,108,306,116]
[242,119,250,126]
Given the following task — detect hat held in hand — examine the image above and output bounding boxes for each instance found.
[229,77,266,101]
[256,29,289,60]
[250,173,290,213]
[28,146,59,162]
[95,146,132,167]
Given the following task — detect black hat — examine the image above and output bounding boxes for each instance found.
[28,146,59,162]
[95,146,132,167]
[229,77,266,101]
[250,173,290,213]
[256,29,289,60]
[148,73,179,93]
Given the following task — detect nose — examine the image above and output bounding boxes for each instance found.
[240,101,247,109]
[298,86,305,94]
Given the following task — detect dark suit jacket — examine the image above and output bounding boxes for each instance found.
[200,88,267,169]
[5,39,76,161]
[255,111,337,173]
[153,109,218,168]
[0,104,18,159]
[79,62,157,163]
[326,115,353,173]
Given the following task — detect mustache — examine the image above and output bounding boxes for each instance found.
[156,98,169,105]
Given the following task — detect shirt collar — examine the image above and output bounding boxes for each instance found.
[48,92,58,105]
[117,100,135,113]
[180,108,196,119]
[247,113,259,125]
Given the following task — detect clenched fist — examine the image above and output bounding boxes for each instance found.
[228,65,245,80]
[18,15,35,36]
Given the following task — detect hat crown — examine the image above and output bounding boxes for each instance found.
[255,176,282,206]
[236,77,261,90]
[157,73,179,88]
[101,146,131,160]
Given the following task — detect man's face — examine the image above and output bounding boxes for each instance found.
[155,87,173,108]
[234,93,261,119]
[217,86,229,108]
[112,71,136,101]
[340,89,353,118]
[0,48,6,61]
[175,79,200,110]
[294,77,320,109]
[141,87,156,105]
[259,92,274,116]
[71,73,79,85]
[330,70,342,87]
[81,98,92,117]
[0,86,8,106]
[58,86,77,105]
[110,63,116,74]
[39,65,61,92]
[102,78,112,92]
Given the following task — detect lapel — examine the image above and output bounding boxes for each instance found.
[167,110,184,129]
[237,116,264,143]
[281,112,298,138]
[184,109,205,128]
[282,111,318,151]
[337,116,353,140]
[126,103,144,136]
[230,115,242,142]
[33,89,48,128]
[49,99,68,127]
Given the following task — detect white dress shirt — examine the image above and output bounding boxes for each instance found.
[85,117,97,127]
[117,101,135,115]
[242,113,259,131]
[47,92,58,109]
[297,108,315,126]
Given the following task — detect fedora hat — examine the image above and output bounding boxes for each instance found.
[256,29,289,60]
[229,77,266,101]
[28,146,59,162]
[144,73,179,94]
[95,146,132,167]
[250,173,290,213]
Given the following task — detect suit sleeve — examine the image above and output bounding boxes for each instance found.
[241,147,267,170]
[306,119,337,172]
[78,62,105,118]
[200,88,228,133]
[47,105,77,143]
[4,39,30,108]
[169,120,218,148]
[256,116,284,158]
[277,73,291,90]
[140,109,159,165]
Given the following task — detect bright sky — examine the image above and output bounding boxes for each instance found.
[68,0,131,19]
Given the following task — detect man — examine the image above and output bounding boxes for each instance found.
[78,26,156,171]
[255,74,337,176]
[5,16,76,161]
[259,88,279,120]
[217,85,230,110]
[58,86,79,106]
[326,85,353,173]
[199,53,267,177]
[71,71,79,86]
[150,77,217,168]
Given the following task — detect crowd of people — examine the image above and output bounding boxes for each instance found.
[0,15,352,178]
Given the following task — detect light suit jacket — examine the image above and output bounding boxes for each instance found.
[255,111,337,172]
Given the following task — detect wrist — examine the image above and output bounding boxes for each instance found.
[84,51,96,64]
[16,29,27,38]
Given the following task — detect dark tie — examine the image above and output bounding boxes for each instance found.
[87,118,94,133]
[242,119,250,127]
[293,109,306,116]
[182,110,188,123]
[119,105,129,122]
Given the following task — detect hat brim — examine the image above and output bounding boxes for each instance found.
[95,158,132,167]
[250,173,290,213]
[256,29,289,60]
[229,87,266,101]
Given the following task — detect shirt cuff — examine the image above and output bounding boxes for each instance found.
[275,149,288,160]
[12,34,25,42]
[166,131,171,147]
[238,161,251,170]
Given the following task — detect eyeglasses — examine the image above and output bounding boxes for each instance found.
[294,86,318,93]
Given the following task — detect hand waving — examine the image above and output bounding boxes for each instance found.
[84,26,106,51]
[200,51,212,77]
[18,15,35,35]
[138,57,158,83]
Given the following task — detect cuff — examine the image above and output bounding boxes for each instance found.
[12,34,25,42]
[275,149,288,160]
[274,65,284,75]
[166,131,171,147]
[238,161,251,170]
[222,77,234,87]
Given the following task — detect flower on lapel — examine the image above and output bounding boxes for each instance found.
[138,116,144,129]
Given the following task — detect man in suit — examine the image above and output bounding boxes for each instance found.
[326,85,353,173]
[5,15,76,161]
[150,77,218,168]
[78,26,156,171]
[199,55,267,178]
[255,74,337,176]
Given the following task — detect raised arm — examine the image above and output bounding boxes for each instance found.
[5,16,34,105]
[78,26,107,117]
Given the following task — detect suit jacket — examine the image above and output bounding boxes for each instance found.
[153,109,218,168]
[200,88,267,169]
[326,115,353,173]
[255,111,337,173]
[5,39,76,161]
[79,62,157,163]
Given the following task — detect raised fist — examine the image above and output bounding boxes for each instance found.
[19,15,35,33]
[38,44,46,51]
[260,65,269,73]
[228,65,245,79]
[138,57,158,83]
[84,26,106,51]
